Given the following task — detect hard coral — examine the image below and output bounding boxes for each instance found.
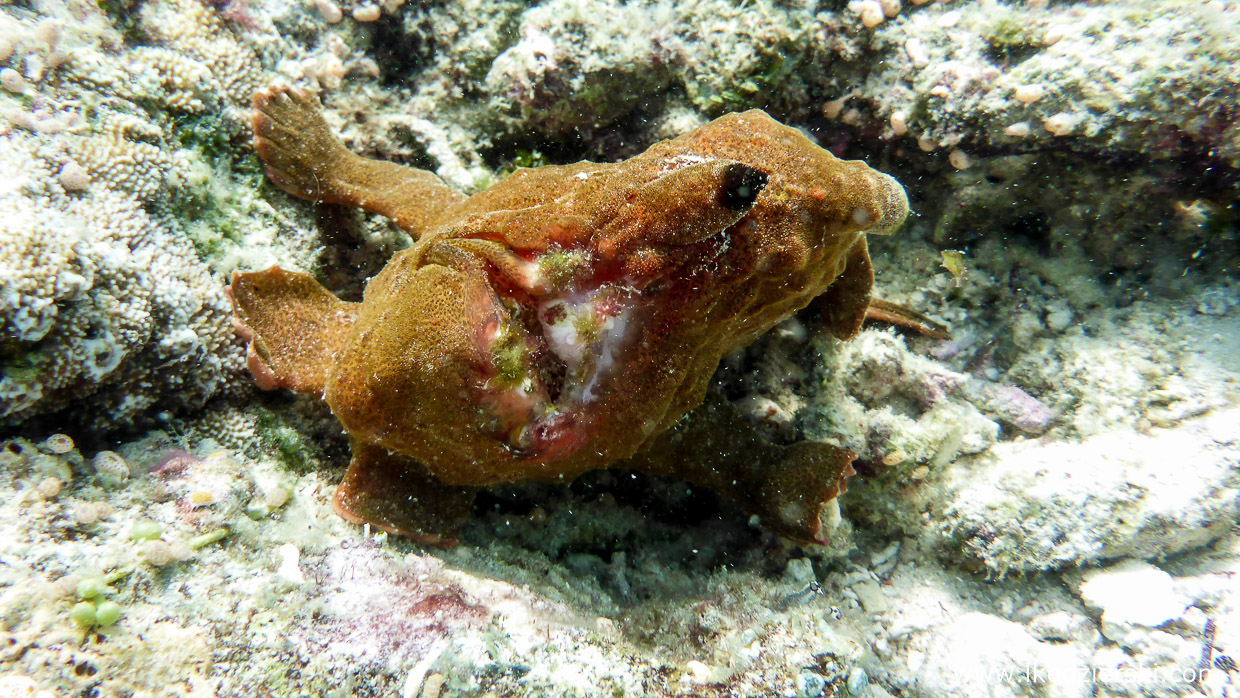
[0,133,243,429]
[138,0,261,107]
[55,0,261,114]
[806,330,999,466]
[0,0,277,432]
[484,0,672,138]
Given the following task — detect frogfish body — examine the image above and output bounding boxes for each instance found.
[229,86,909,545]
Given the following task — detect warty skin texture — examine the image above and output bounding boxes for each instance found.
[230,86,909,545]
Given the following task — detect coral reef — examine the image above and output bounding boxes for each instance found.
[0,148,243,429]
[909,612,1091,698]
[0,0,1237,695]
[0,0,262,429]
[0,0,360,430]
[3,422,1235,697]
[862,0,1240,166]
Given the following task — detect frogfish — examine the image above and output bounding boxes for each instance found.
[229,86,911,546]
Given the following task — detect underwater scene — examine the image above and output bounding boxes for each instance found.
[1,0,1238,695]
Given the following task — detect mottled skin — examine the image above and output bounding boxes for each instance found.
[230,86,911,545]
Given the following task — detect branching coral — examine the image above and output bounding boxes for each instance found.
[138,0,261,107]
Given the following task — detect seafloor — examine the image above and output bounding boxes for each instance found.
[1,0,1238,696]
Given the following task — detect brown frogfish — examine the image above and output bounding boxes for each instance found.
[229,86,910,546]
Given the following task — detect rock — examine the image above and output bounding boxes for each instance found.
[796,671,827,697]
[910,613,1091,698]
[846,666,868,695]
[1090,635,1201,696]
[962,380,1053,434]
[1076,561,1189,637]
[1027,611,1098,645]
[786,557,816,586]
[853,580,889,614]
[938,408,1240,574]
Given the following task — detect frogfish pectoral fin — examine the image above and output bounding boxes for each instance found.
[752,440,857,545]
[624,393,855,546]
[227,267,361,396]
[332,439,477,547]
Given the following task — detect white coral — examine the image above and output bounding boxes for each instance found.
[0,128,243,427]
[0,0,276,429]
[139,0,261,106]
[60,0,260,112]
[65,113,177,199]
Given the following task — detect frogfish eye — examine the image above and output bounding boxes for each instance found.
[719,164,769,211]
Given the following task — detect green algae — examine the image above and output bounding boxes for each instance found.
[255,408,318,475]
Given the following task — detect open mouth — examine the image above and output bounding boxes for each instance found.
[454,240,648,462]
